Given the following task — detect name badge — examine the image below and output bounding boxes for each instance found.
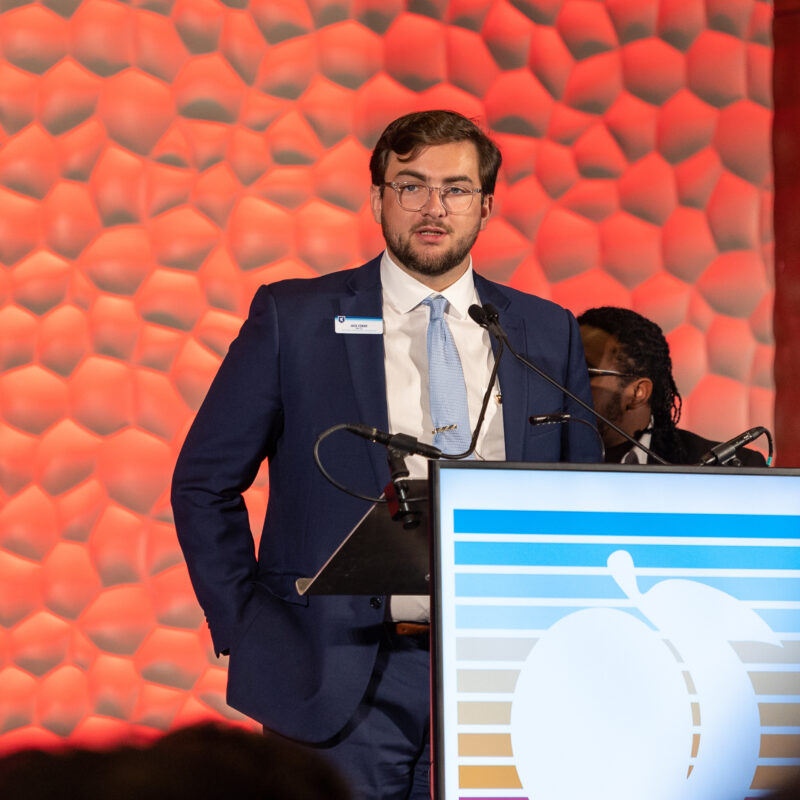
[334,316,383,334]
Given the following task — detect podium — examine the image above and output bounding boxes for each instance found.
[295,479,431,596]
[429,460,800,800]
[295,461,800,799]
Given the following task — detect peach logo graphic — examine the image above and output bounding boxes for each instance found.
[510,550,781,800]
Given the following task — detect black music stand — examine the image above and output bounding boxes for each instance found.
[295,479,430,596]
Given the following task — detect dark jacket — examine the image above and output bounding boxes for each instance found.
[651,427,767,467]
[171,256,601,741]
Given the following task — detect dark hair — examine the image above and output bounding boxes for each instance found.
[369,110,502,195]
[0,723,352,800]
[577,306,684,460]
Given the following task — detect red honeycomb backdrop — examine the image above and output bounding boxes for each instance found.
[0,0,774,751]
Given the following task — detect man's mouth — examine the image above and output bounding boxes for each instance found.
[414,227,448,239]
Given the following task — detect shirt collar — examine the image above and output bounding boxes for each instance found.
[623,418,654,464]
[380,249,476,317]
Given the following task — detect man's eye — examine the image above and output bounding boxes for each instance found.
[444,186,469,195]
[401,183,424,193]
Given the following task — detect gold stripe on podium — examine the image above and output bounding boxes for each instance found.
[457,733,513,757]
[751,765,800,790]
[459,765,522,789]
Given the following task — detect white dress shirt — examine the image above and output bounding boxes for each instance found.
[618,418,655,464]
[380,250,505,620]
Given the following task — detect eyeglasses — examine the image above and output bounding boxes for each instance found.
[587,367,639,379]
[384,181,483,214]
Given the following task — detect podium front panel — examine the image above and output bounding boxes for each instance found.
[430,462,800,800]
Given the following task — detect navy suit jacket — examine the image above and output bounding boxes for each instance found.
[171,256,600,742]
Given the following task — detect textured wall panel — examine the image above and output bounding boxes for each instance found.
[0,0,775,766]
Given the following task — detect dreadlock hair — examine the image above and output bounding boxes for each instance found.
[577,306,685,462]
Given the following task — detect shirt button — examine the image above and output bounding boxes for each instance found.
[369,597,382,609]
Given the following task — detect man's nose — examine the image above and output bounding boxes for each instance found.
[420,187,446,216]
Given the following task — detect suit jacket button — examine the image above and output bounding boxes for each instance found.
[369,597,382,609]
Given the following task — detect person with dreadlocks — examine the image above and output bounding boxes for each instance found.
[577,306,765,466]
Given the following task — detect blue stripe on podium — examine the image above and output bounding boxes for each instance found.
[453,509,800,538]
[454,542,800,570]
[455,574,800,601]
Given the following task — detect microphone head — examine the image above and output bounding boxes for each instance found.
[468,304,489,327]
[483,303,500,324]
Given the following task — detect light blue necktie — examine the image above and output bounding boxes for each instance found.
[423,295,472,456]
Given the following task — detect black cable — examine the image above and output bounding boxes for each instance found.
[313,339,506,501]
[313,424,387,504]
[529,413,606,462]
[574,415,606,462]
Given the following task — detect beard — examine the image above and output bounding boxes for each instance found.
[595,387,625,443]
[382,216,481,278]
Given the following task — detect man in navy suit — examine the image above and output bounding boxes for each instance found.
[172,110,600,798]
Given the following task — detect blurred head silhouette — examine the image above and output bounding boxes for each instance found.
[0,722,352,800]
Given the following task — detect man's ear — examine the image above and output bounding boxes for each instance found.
[479,193,493,230]
[370,184,382,224]
[625,377,653,411]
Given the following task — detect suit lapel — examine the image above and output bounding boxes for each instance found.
[339,258,389,489]
[339,265,529,480]
[474,275,528,462]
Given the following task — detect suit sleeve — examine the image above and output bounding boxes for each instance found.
[171,285,283,655]
[560,309,603,463]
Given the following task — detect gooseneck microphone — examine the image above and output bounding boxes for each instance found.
[342,342,504,524]
[697,426,770,466]
[314,309,506,511]
[344,424,442,460]
[467,304,490,328]
[346,323,505,465]
[529,412,572,426]
[467,302,670,466]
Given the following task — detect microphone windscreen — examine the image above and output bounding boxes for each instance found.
[483,303,500,324]
[468,304,489,327]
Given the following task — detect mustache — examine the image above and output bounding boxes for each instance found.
[411,222,452,234]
